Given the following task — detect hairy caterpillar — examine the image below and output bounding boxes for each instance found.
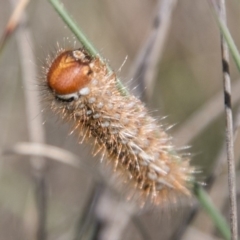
[42,47,195,204]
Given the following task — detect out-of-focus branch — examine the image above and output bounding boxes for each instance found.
[9,0,47,239]
[129,0,178,101]
[0,0,29,53]
[4,142,103,182]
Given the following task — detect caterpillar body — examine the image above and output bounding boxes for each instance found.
[43,48,194,204]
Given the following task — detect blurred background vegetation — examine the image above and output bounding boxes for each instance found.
[0,0,239,239]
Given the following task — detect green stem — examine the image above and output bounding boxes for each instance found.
[48,0,128,96]
[209,1,240,73]
[218,19,240,73]
[193,183,231,240]
[48,0,97,57]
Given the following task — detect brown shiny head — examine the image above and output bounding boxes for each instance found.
[47,49,92,98]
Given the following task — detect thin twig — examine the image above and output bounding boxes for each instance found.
[129,0,178,101]
[0,0,29,53]
[218,1,238,239]
[9,0,47,238]
[233,105,240,140]
[3,142,103,182]
[210,2,240,73]
[175,0,240,146]
[209,1,238,239]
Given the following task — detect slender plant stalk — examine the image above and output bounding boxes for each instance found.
[209,1,239,239]
[129,0,178,101]
[193,183,231,240]
[218,20,240,73]
[48,0,97,57]
[0,0,29,53]
[47,0,233,238]
[5,142,103,181]
[11,0,48,239]
[218,1,238,239]
[208,0,240,73]
[48,0,128,96]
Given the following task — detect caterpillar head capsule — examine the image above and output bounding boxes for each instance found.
[47,49,93,100]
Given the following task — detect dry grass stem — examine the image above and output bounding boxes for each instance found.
[218,1,238,239]
[129,0,178,101]
[209,0,238,239]
[3,142,103,182]
[10,0,46,238]
[0,0,29,52]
